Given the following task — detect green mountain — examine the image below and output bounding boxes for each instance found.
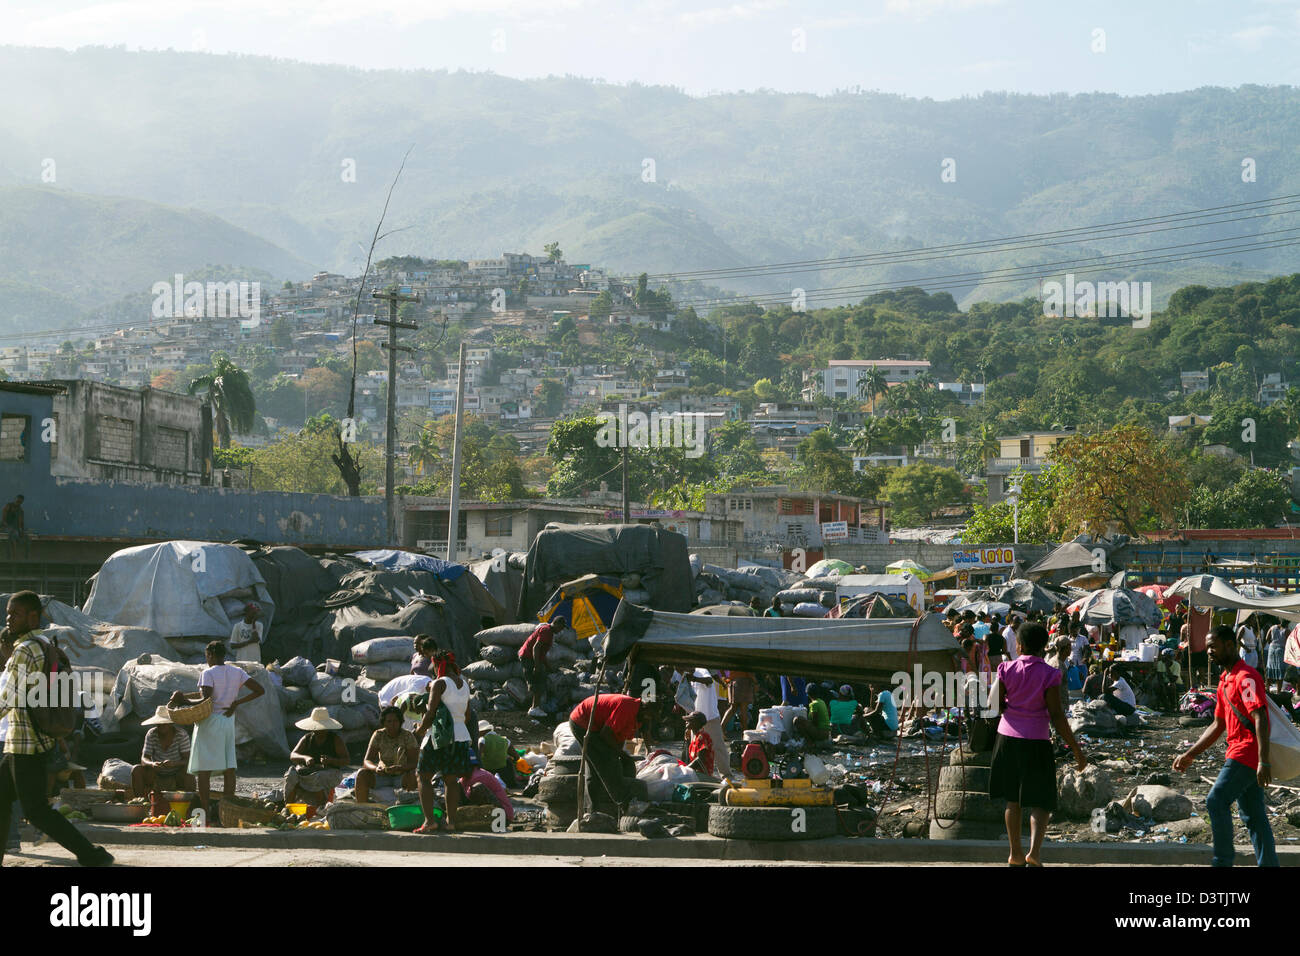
[0,186,312,335]
[1,46,1298,329]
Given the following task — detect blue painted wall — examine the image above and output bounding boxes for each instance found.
[0,387,388,548]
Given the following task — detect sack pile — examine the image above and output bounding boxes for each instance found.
[468,623,604,715]
[690,561,808,609]
[273,653,382,747]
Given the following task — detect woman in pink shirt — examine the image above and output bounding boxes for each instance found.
[988,622,1087,866]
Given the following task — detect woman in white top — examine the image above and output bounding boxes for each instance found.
[229,603,264,663]
[413,650,474,833]
[1237,616,1259,671]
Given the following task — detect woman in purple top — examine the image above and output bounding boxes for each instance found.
[988,622,1087,866]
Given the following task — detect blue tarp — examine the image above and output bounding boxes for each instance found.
[350,549,468,582]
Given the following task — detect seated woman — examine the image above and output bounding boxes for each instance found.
[828,684,861,735]
[791,685,832,745]
[459,767,515,823]
[356,706,420,803]
[130,706,195,799]
[284,707,350,806]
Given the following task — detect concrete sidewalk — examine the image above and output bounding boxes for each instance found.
[71,823,1298,865]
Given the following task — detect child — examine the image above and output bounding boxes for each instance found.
[683,711,717,777]
[828,684,861,735]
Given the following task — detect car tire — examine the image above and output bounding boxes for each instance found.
[705,804,837,841]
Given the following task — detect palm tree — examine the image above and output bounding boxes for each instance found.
[410,424,442,476]
[188,354,256,449]
[857,367,889,414]
[851,417,895,457]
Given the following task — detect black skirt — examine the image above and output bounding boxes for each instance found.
[988,733,1057,811]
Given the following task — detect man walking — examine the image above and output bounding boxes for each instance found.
[0,591,113,865]
[1174,625,1278,867]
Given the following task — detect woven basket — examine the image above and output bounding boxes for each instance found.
[219,794,279,829]
[167,697,214,726]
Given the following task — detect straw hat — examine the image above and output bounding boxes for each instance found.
[141,705,175,727]
[478,720,495,735]
[295,706,343,731]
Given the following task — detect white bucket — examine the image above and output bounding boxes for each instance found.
[1138,643,1158,662]
[742,729,766,743]
[764,727,782,744]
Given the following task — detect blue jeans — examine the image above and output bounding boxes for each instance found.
[1206,758,1278,867]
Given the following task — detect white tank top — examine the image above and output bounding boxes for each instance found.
[439,676,472,742]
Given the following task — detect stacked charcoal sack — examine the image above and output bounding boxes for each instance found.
[467,622,615,715]
[773,577,840,617]
[690,560,803,608]
[273,653,382,749]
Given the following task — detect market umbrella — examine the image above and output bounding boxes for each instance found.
[1165,574,1239,600]
[537,574,624,641]
[806,558,855,578]
[950,600,1011,618]
[885,559,933,580]
[1070,587,1161,627]
[1061,571,1111,590]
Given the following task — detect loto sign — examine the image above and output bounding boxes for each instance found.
[953,547,1015,569]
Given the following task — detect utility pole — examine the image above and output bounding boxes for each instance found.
[373,290,420,545]
[621,443,630,523]
[448,342,468,561]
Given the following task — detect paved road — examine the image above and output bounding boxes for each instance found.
[5,843,841,867]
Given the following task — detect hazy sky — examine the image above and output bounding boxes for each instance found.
[4,0,1298,98]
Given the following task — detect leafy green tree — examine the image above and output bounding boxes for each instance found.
[1203,399,1289,467]
[882,463,968,525]
[544,241,562,262]
[1185,468,1291,529]
[962,466,1060,543]
[533,379,566,417]
[251,421,383,495]
[270,316,294,350]
[404,415,525,501]
[710,419,768,477]
[188,353,256,448]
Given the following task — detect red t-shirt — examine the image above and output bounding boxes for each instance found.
[518,623,554,662]
[569,694,641,742]
[1215,659,1267,769]
[687,730,715,775]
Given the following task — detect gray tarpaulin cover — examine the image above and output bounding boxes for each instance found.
[105,659,289,758]
[84,541,276,639]
[518,524,692,621]
[0,594,177,673]
[605,603,960,682]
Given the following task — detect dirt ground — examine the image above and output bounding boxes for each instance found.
[189,707,1300,848]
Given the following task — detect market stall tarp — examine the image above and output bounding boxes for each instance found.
[248,546,340,616]
[0,594,177,673]
[517,524,692,621]
[1069,587,1161,627]
[1189,586,1300,623]
[351,549,468,582]
[104,659,289,758]
[470,553,524,625]
[1025,541,1106,576]
[990,578,1066,614]
[605,603,960,682]
[84,541,275,639]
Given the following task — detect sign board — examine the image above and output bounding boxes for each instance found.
[821,521,849,541]
[956,571,970,588]
[953,547,1015,569]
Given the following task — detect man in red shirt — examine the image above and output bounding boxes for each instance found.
[1174,625,1278,867]
[519,617,567,718]
[569,692,643,811]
